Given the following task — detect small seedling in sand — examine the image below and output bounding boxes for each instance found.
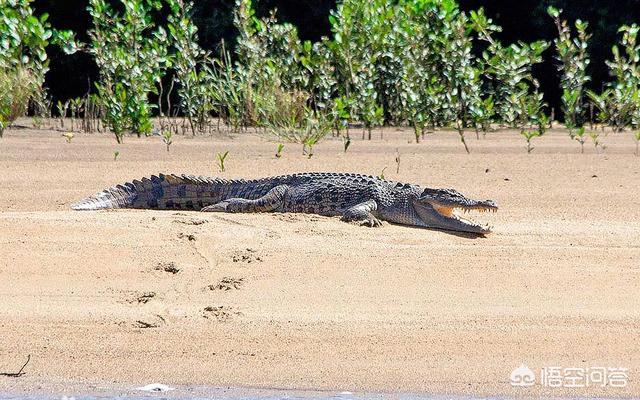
[62,132,74,143]
[57,100,69,128]
[395,149,401,173]
[520,130,542,154]
[574,126,587,153]
[32,116,44,129]
[275,143,284,158]
[216,151,229,172]
[69,97,83,131]
[378,167,387,180]
[589,130,605,153]
[303,137,317,158]
[162,130,173,152]
[343,136,351,153]
[113,151,120,161]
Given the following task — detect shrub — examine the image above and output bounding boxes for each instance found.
[67,0,172,142]
[481,41,549,128]
[328,0,385,139]
[548,7,591,132]
[396,1,448,141]
[167,0,209,135]
[588,25,640,133]
[440,11,485,153]
[209,45,248,130]
[263,88,332,151]
[0,68,40,136]
[0,0,70,136]
[301,39,337,116]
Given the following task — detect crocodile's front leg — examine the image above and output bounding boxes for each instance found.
[341,200,383,227]
[201,185,288,213]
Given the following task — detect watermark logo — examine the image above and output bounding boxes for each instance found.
[510,365,629,388]
[510,364,536,387]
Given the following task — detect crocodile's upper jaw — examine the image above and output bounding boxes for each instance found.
[413,188,498,234]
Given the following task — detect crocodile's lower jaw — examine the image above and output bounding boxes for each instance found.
[432,204,496,233]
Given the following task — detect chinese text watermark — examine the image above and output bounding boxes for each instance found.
[510,364,628,388]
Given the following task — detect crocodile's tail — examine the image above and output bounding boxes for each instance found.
[71,174,224,211]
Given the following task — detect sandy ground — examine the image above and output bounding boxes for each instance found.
[0,122,639,398]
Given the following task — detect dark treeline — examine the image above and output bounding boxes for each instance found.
[35,0,640,117]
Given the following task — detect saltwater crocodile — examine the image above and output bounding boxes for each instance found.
[72,172,498,234]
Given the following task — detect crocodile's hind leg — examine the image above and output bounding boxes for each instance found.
[341,200,383,227]
[200,185,288,213]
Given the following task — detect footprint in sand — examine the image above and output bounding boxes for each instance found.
[232,248,262,263]
[154,261,181,274]
[208,277,244,291]
[202,306,242,322]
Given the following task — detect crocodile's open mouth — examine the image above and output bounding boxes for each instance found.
[430,202,497,233]
[413,188,498,234]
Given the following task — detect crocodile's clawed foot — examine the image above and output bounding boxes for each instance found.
[360,217,383,227]
[201,202,229,212]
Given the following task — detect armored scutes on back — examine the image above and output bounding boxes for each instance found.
[72,172,498,234]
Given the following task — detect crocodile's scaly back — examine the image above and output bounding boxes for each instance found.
[72,172,385,211]
[72,174,285,211]
[72,172,498,234]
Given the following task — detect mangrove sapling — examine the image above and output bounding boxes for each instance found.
[330,97,351,139]
[471,97,496,139]
[63,0,171,139]
[395,149,400,173]
[476,10,549,130]
[167,0,213,135]
[520,130,542,154]
[162,131,173,152]
[263,89,332,149]
[440,11,487,154]
[113,151,120,161]
[275,144,284,158]
[587,25,640,132]
[589,130,605,153]
[32,116,44,129]
[81,95,93,132]
[397,2,451,143]
[412,124,423,144]
[216,151,229,172]
[514,88,549,153]
[303,137,317,158]
[327,0,385,138]
[0,68,40,137]
[574,127,587,153]
[378,167,387,180]
[27,93,48,129]
[456,120,471,154]
[0,1,73,136]
[548,7,592,131]
[343,135,351,153]
[69,97,83,131]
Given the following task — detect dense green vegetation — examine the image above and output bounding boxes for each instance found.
[0,0,55,136]
[3,0,640,154]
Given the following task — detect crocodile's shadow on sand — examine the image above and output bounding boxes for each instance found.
[398,224,489,239]
[4,124,30,131]
[435,229,488,239]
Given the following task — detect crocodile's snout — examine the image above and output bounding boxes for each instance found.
[416,188,498,234]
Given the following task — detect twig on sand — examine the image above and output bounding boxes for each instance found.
[1,354,31,377]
